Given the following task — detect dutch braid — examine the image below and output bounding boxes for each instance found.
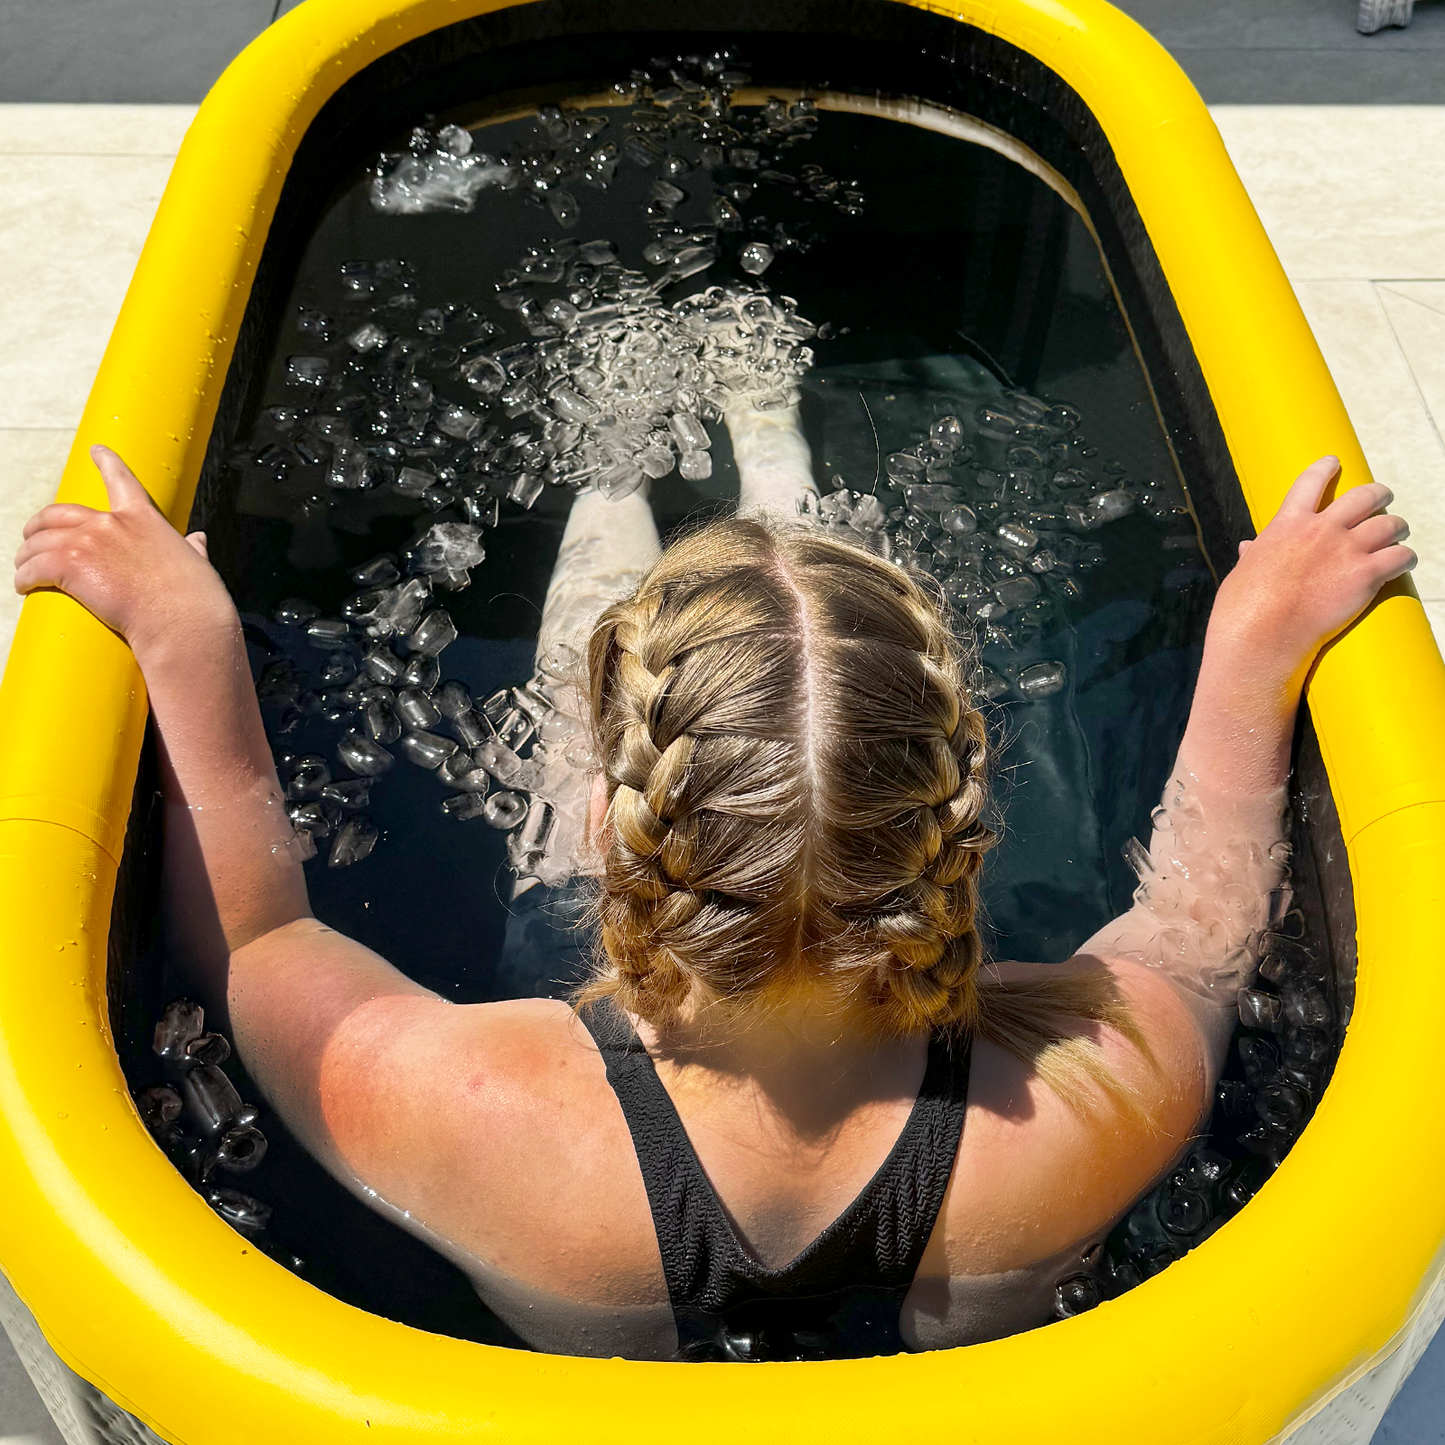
[581,520,1145,1108]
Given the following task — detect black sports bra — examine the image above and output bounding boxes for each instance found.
[580,997,972,1361]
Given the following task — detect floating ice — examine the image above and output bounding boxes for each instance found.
[398,731,458,770]
[370,138,513,215]
[337,733,393,777]
[1017,661,1066,699]
[328,814,378,867]
[408,523,486,574]
[739,241,774,275]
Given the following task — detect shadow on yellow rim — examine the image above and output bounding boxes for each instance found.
[2,1,1445,1441]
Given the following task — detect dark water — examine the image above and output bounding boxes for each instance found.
[125,85,1268,1345]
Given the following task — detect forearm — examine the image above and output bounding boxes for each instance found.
[1084,587,1297,1063]
[139,604,311,955]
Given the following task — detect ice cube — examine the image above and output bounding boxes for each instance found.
[135,1084,183,1134]
[408,609,457,657]
[153,998,205,1062]
[437,123,472,156]
[393,466,435,497]
[328,814,378,868]
[931,415,964,451]
[443,792,491,821]
[477,737,525,784]
[886,453,925,484]
[336,733,394,777]
[679,450,712,482]
[321,779,371,810]
[207,1187,272,1236]
[409,522,486,573]
[1053,1274,1101,1318]
[274,598,320,627]
[1017,661,1065,699]
[285,755,331,800]
[543,300,578,330]
[305,617,351,650]
[739,242,775,275]
[1255,1081,1308,1129]
[214,1124,267,1174]
[1238,1036,1278,1087]
[669,411,710,451]
[578,240,616,264]
[668,245,716,281]
[507,472,544,509]
[398,731,457,769]
[1238,988,1283,1031]
[362,643,405,684]
[484,790,528,829]
[550,386,598,424]
[347,321,389,353]
[546,189,580,227]
[183,1065,243,1137]
[902,483,962,514]
[351,554,400,589]
[598,463,645,501]
[401,653,440,692]
[941,505,977,537]
[286,356,329,388]
[994,575,1040,610]
[396,688,441,730]
[437,680,472,719]
[363,698,401,744]
[453,710,490,749]
[995,522,1039,557]
[435,404,483,441]
[440,751,489,792]
[1157,1186,1209,1236]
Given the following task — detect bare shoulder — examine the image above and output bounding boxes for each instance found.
[928,953,1210,1278]
[317,994,612,1175]
[316,994,663,1304]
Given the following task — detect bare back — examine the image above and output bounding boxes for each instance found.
[236,921,1209,1358]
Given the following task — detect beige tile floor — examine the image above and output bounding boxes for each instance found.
[0,103,1443,665]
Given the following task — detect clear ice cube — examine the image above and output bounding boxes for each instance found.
[328,814,378,868]
[484,790,528,829]
[396,688,441,730]
[431,681,469,720]
[1017,661,1066,699]
[398,731,458,769]
[408,608,458,658]
[738,242,774,276]
[336,733,394,777]
[409,522,486,573]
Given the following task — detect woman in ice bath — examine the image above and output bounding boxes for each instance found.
[13,445,1413,1360]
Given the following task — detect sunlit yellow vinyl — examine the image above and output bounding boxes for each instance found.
[1,2,1443,1442]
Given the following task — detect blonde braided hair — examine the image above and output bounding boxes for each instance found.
[581,520,1146,1105]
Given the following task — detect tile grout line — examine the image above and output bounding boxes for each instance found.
[1376,282,1445,324]
[1371,281,1445,459]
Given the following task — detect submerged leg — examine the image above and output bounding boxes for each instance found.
[728,403,817,522]
[536,485,662,669]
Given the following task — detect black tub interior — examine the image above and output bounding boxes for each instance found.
[105,0,1357,1351]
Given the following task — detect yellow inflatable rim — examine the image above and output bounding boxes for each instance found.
[2,1,1444,1441]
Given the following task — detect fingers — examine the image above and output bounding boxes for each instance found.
[1369,543,1417,584]
[21,503,96,540]
[1237,539,1253,558]
[1326,481,1393,529]
[1351,512,1410,552]
[90,445,156,514]
[185,531,209,558]
[1278,455,1342,517]
[13,550,68,596]
[13,526,76,571]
